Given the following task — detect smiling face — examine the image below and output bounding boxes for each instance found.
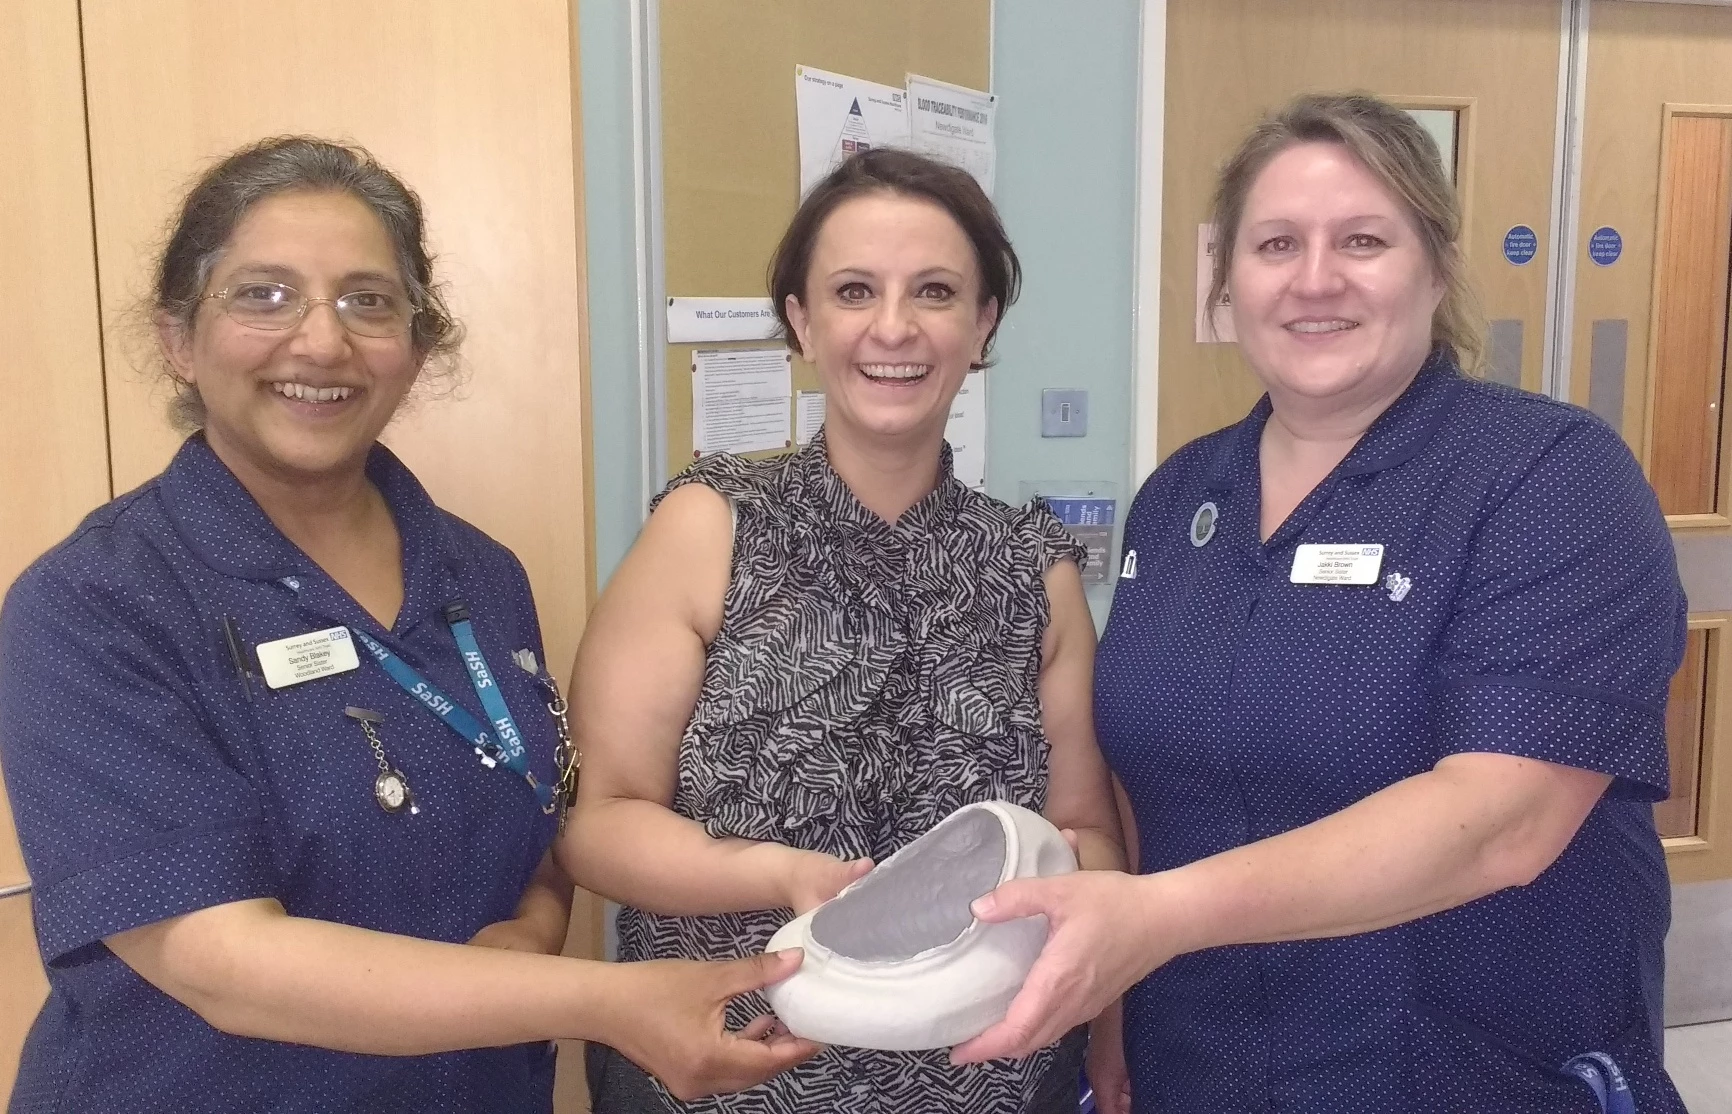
[785,192,996,447]
[160,189,423,485]
[1228,141,1443,412]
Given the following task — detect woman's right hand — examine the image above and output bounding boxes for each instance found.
[777,848,874,915]
[605,949,823,1101]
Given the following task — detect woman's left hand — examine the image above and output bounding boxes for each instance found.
[949,869,1185,1065]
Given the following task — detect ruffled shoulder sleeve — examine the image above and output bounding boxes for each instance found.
[649,452,789,515]
[1019,498,1091,574]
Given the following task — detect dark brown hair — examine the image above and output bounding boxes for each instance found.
[768,148,1020,368]
[1208,92,1484,370]
[153,136,463,429]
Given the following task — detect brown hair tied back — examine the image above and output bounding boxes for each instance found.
[768,148,1021,369]
[1207,92,1484,371]
[151,136,463,430]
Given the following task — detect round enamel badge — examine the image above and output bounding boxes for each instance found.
[1190,502,1219,548]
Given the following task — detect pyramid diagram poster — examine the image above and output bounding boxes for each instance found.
[795,65,910,195]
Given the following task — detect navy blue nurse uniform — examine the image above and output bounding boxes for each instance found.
[0,435,561,1113]
[1095,353,1687,1114]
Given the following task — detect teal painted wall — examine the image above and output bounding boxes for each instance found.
[580,0,649,587]
[581,1,1144,606]
[989,1,1142,622]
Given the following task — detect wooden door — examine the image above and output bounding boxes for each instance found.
[81,1,597,678]
[0,1,115,1100]
[1159,0,1565,456]
[1572,0,1732,886]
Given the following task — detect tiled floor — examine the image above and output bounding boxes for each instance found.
[1668,1020,1732,1113]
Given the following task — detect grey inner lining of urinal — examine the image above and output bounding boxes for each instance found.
[810,809,1006,962]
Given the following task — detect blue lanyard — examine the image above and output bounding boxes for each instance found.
[1562,1052,1636,1114]
[349,601,553,813]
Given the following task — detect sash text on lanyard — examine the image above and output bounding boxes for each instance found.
[350,601,554,813]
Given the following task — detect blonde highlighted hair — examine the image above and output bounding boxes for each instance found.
[1207,92,1484,371]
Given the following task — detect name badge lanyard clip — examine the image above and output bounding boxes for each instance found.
[350,603,555,814]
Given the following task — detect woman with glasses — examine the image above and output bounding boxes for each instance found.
[0,137,816,1113]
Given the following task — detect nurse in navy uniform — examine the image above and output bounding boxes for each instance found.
[952,94,1689,1114]
[0,137,814,1113]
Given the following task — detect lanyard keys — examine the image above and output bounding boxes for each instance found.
[541,680,579,830]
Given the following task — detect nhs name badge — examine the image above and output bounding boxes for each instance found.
[1290,543,1385,586]
[256,626,361,689]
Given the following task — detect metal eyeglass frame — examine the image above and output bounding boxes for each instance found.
[203,281,417,339]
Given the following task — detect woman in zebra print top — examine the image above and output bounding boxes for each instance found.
[559,149,1130,1114]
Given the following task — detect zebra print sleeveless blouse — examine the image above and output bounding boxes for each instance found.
[615,432,1086,1114]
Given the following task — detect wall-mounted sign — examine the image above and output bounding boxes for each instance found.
[1043,496,1118,586]
[1588,226,1623,267]
[667,297,779,344]
[1503,225,1539,266]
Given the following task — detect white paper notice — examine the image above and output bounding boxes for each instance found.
[945,372,987,491]
[795,391,826,446]
[796,65,911,196]
[1195,224,1237,344]
[692,348,793,458]
[668,297,779,344]
[907,74,997,196]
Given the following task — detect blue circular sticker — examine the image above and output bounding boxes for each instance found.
[1589,226,1623,267]
[1503,225,1539,266]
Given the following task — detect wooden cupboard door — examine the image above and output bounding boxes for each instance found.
[1656,618,1732,888]
[1641,113,1730,520]
[79,0,596,679]
[1574,1,1732,521]
[79,1,602,1103]
[0,898,48,1106]
[0,5,110,584]
[1160,0,1565,457]
[0,0,113,1102]
[1574,2,1732,886]
[1659,625,1711,842]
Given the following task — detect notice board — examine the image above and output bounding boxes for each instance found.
[658,0,991,478]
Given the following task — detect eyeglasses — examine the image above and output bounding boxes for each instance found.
[204,281,416,339]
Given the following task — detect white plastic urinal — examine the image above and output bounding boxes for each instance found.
[763,800,1077,1050]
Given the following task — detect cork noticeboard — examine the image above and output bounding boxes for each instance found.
[658,1,991,480]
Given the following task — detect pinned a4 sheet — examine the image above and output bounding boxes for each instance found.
[795,65,911,196]
[692,347,793,459]
[906,73,997,197]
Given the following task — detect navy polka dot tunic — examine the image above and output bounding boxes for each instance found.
[0,436,560,1113]
[1095,354,1688,1113]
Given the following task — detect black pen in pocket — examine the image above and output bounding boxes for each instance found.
[219,616,254,701]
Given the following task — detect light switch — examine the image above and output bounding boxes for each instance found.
[1040,389,1088,437]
